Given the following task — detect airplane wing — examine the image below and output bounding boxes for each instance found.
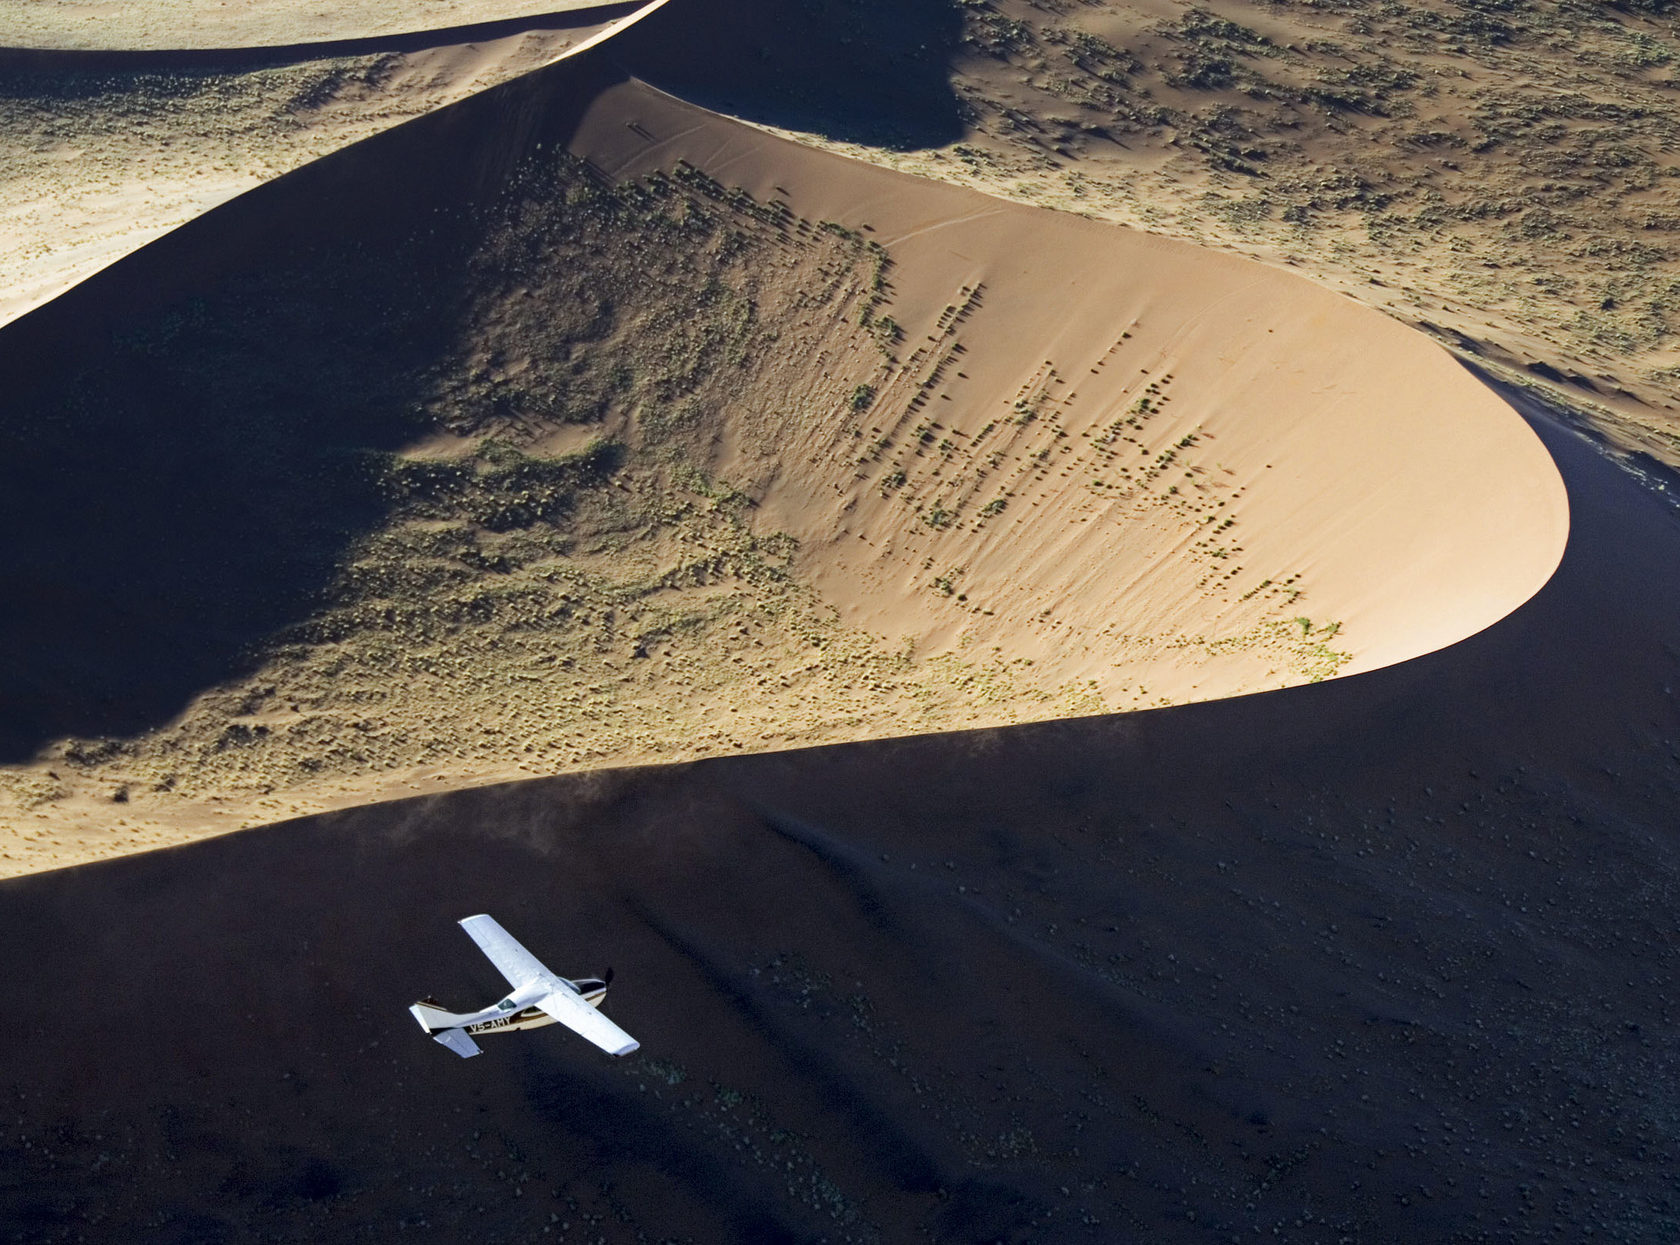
[459,914,552,989]
[433,1028,482,1058]
[535,988,640,1057]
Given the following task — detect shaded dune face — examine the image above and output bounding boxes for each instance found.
[608,0,966,149]
[0,56,1561,859]
[0,57,718,761]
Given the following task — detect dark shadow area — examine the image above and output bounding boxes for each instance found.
[3,406,1679,1239]
[610,0,966,150]
[0,218,457,762]
[13,395,1680,1238]
[0,56,620,761]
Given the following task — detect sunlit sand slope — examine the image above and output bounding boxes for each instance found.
[0,408,1674,1240]
[0,0,630,50]
[566,78,1567,692]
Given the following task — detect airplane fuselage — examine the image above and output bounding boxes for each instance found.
[462,979,608,1036]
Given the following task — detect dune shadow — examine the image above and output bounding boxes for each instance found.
[0,218,458,761]
[609,0,965,150]
[3,376,1679,1238]
[0,58,615,763]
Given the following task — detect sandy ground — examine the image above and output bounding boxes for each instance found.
[0,2,654,324]
[0,0,627,50]
[0,400,1675,1240]
[0,61,1563,876]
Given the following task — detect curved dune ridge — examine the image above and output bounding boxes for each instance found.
[568,77,1567,687]
[0,0,633,51]
[0,49,1565,874]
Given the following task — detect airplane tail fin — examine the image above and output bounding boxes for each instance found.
[409,999,474,1033]
[411,1001,483,1057]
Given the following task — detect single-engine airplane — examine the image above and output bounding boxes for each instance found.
[409,914,639,1059]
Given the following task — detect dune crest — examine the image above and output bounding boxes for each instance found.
[0,1,667,327]
[0,0,633,51]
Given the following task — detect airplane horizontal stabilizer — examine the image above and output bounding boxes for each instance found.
[410,1001,473,1032]
[433,1028,481,1058]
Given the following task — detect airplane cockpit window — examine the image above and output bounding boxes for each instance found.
[497,998,517,1011]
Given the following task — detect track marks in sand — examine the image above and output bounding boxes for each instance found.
[823,286,1351,699]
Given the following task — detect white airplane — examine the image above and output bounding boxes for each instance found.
[409,914,639,1059]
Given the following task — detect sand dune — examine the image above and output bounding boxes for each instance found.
[568,77,1567,686]
[0,56,1563,873]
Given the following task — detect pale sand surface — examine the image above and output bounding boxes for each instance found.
[0,0,625,49]
[571,78,1566,687]
[0,1,660,325]
[0,64,1566,876]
